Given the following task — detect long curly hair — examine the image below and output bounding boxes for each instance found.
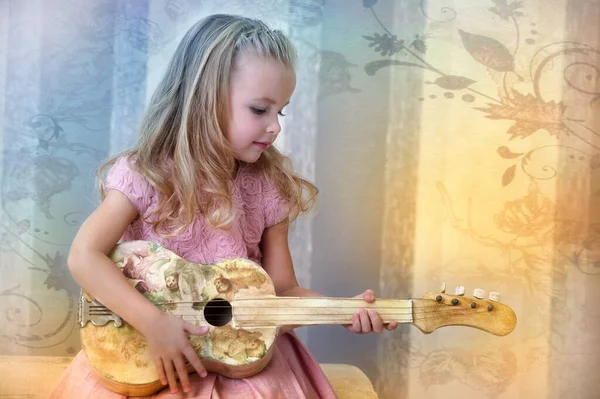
[97,14,317,236]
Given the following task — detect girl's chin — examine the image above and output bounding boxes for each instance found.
[235,152,262,164]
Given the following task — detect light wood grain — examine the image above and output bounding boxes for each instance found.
[412,292,517,336]
[232,297,413,326]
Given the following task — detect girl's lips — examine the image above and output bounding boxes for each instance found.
[253,141,271,150]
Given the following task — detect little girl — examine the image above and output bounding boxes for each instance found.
[51,14,397,399]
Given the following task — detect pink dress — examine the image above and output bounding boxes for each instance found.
[50,157,337,399]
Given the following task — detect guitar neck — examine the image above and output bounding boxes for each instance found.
[82,292,517,336]
[231,297,414,327]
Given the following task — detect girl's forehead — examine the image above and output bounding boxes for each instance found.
[230,53,296,98]
[234,52,294,73]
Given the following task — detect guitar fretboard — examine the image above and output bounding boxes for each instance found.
[231,297,414,327]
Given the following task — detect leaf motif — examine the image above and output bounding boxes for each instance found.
[458,30,514,72]
[429,75,476,90]
[497,146,523,159]
[16,332,43,340]
[364,60,433,76]
[502,164,517,186]
[419,351,463,388]
[507,121,538,139]
[411,39,427,54]
[0,285,20,295]
[363,0,377,7]
[5,190,29,201]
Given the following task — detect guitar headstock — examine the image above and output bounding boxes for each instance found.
[413,284,517,336]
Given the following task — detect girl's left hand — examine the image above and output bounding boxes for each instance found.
[344,289,399,334]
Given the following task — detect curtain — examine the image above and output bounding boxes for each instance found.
[1,1,599,398]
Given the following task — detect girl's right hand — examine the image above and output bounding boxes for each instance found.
[143,313,210,393]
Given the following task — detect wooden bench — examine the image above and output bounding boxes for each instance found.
[0,356,378,398]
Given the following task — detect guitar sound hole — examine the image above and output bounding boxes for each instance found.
[203,298,232,327]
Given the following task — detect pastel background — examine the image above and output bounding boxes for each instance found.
[1,1,599,398]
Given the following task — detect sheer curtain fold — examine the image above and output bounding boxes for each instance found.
[1,1,599,398]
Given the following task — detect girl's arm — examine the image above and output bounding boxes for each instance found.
[260,219,318,335]
[260,219,398,335]
[68,190,163,332]
[259,218,322,299]
[68,190,208,394]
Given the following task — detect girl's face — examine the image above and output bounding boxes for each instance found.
[227,52,296,163]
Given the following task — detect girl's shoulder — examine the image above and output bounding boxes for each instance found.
[107,155,142,178]
[104,155,155,215]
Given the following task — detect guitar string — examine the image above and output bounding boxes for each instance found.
[86,307,474,314]
[86,299,452,308]
[85,303,485,314]
[86,303,476,310]
[86,307,477,315]
[85,309,480,321]
[81,312,476,324]
[158,299,423,306]
[84,300,494,322]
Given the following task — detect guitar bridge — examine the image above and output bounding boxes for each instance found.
[78,296,123,328]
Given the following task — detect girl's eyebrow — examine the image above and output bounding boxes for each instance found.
[252,97,290,106]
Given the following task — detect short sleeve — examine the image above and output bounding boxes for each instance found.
[104,157,154,216]
[262,176,290,228]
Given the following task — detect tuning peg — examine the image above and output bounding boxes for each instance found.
[455,286,465,296]
[440,282,446,293]
[473,288,485,299]
[488,292,501,302]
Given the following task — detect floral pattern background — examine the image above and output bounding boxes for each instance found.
[373,0,600,398]
[1,0,600,398]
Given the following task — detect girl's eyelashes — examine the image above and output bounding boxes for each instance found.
[250,106,287,117]
[250,106,267,115]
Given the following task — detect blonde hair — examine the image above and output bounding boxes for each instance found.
[98,14,317,235]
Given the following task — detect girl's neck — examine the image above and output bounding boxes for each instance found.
[233,160,254,178]
[232,160,241,178]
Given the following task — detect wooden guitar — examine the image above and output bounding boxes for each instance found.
[78,240,517,396]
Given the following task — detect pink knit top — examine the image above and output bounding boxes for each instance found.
[105,157,288,265]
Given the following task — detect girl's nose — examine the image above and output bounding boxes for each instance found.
[268,119,281,135]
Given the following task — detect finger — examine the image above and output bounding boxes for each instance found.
[184,322,210,336]
[353,312,362,333]
[344,315,356,333]
[163,358,179,394]
[386,321,399,331]
[353,290,370,300]
[155,357,167,386]
[173,356,190,393]
[184,345,207,378]
[364,289,375,303]
[359,309,371,333]
[369,310,384,333]
[343,321,356,333]
[345,313,360,333]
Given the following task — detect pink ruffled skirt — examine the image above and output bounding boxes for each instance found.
[50,332,337,399]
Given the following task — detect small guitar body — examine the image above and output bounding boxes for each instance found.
[78,240,517,396]
[79,241,278,396]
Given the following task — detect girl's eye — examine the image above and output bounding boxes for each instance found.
[251,107,287,117]
[250,107,267,115]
